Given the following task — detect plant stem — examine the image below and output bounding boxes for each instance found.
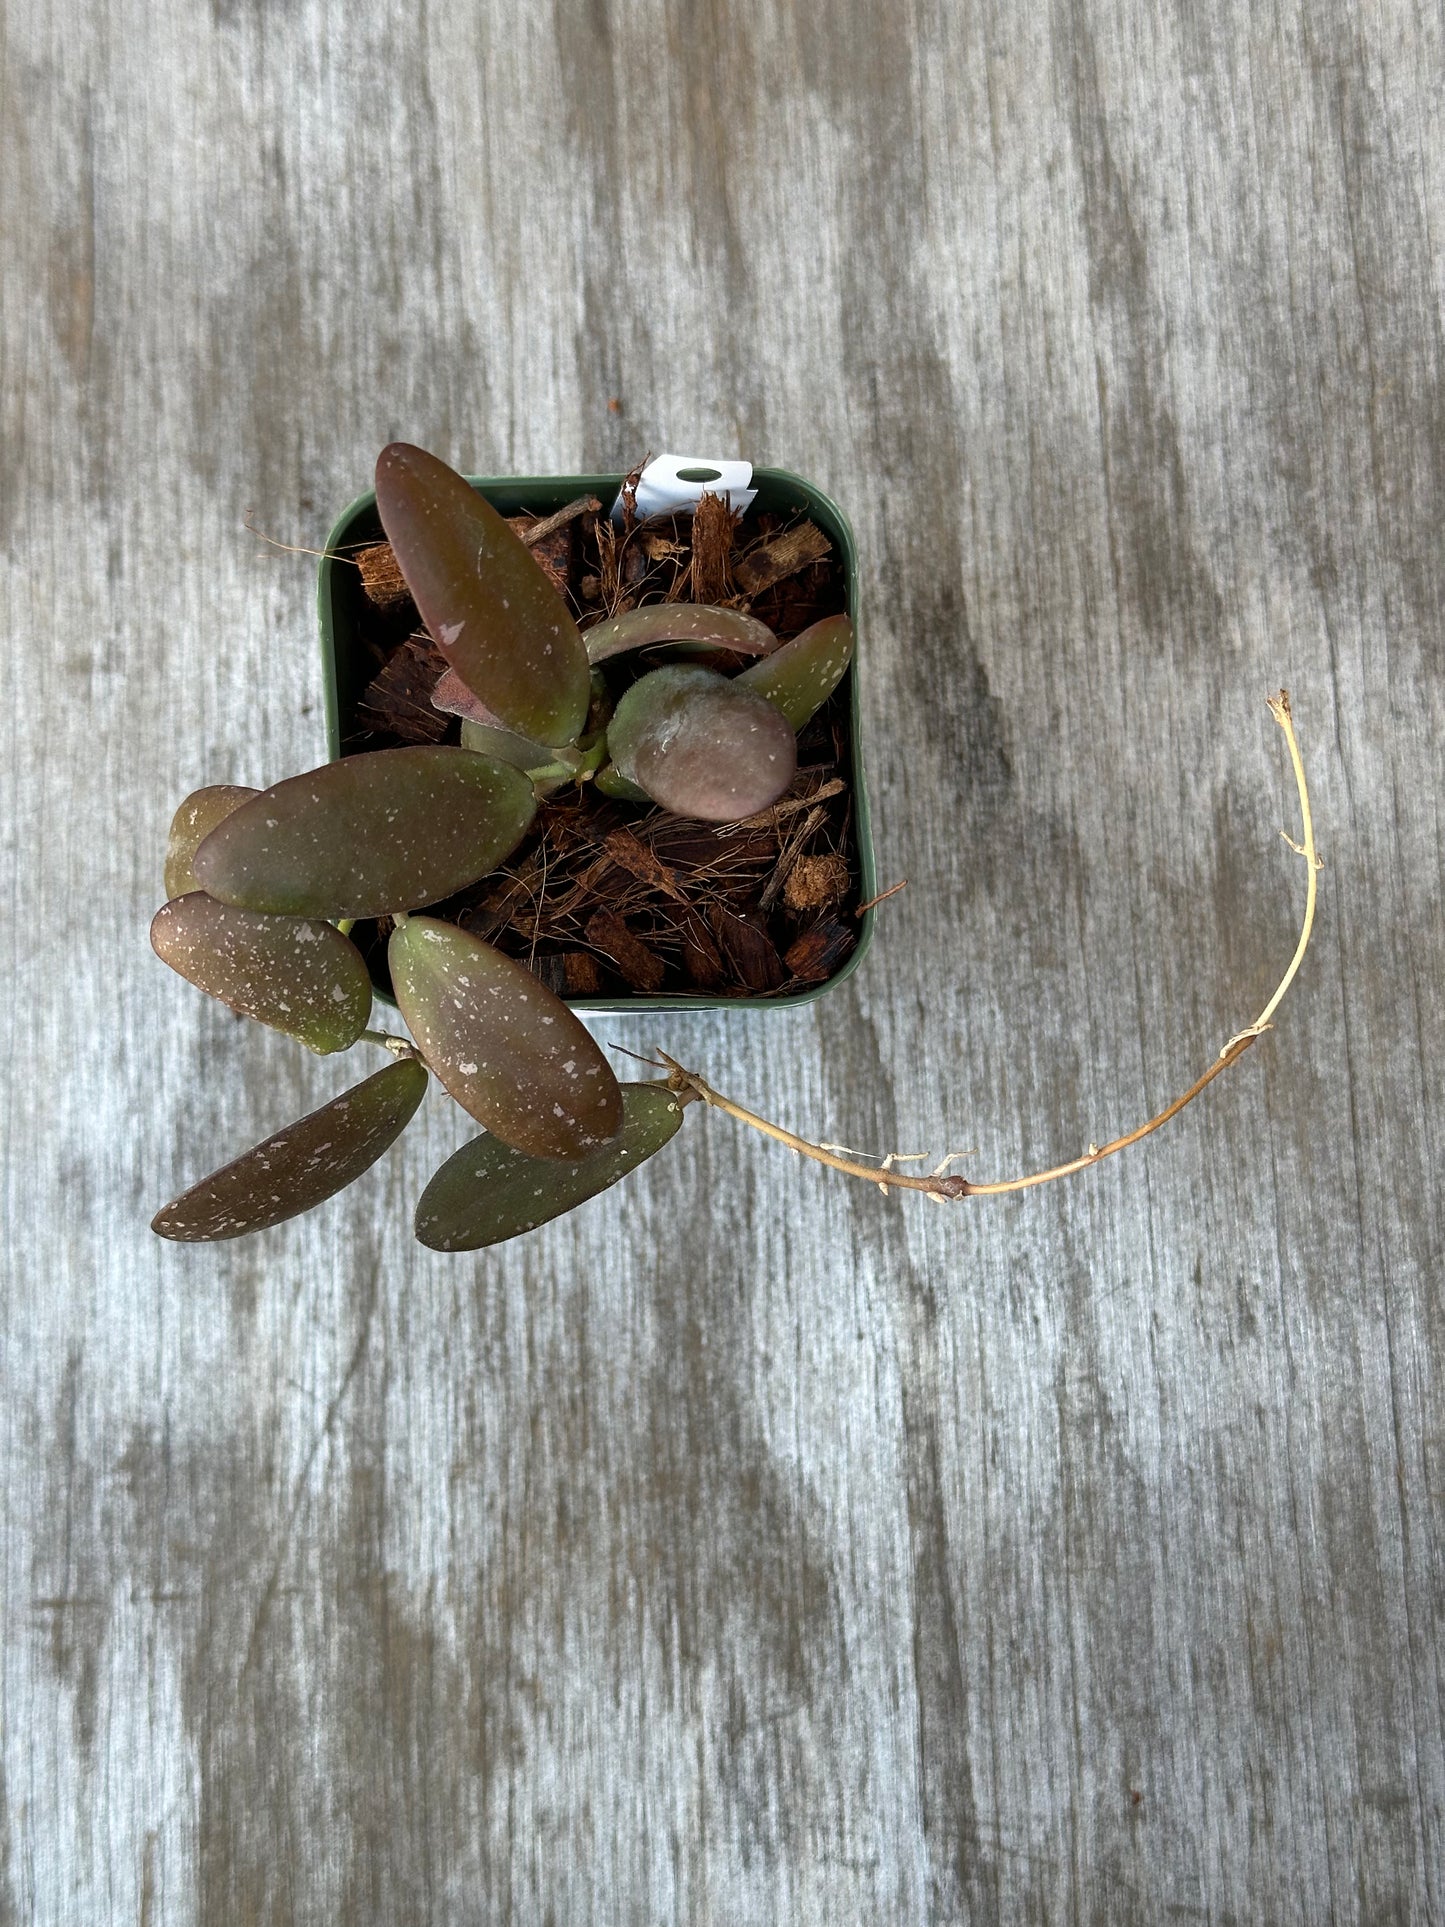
[360,1028,422,1061]
[655,1052,971,1198]
[526,740,608,787]
[659,691,1319,1203]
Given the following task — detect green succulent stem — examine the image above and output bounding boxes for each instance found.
[360,1028,423,1062]
[526,738,607,787]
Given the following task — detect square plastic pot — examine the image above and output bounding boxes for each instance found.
[317,468,875,1011]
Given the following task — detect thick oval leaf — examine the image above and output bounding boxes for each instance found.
[151,893,373,1052]
[457,716,550,764]
[582,603,779,663]
[415,1082,685,1249]
[454,715,572,770]
[606,665,796,821]
[389,916,622,1159]
[153,1057,428,1241]
[431,666,506,727]
[374,443,590,746]
[192,747,536,919]
[164,785,259,899]
[457,721,577,799]
[734,614,854,730]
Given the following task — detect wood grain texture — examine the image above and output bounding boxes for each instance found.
[2,0,1442,1919]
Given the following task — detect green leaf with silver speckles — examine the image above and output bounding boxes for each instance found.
[388,915,623,1160]
[415,1082,685,1250]
[191,747,535,919]
[153,1056,428,1242]
[582,603,779,663]
[151,893,373,1052]
[375,443,590,747]
[164,785,259,899]
[606,665,796,821]
[733,614,854,731]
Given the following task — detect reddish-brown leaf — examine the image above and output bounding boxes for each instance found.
[374,443,590,746]
[388,915,622,1158]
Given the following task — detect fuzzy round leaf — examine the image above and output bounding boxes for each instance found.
[151,893,373,1053]
[415,1082,685,1250]
[582,603,779,663]
[375,443,590,747]
[164,785,259,899]
[191,747,536,919]
[153,1057,427,1242]
[606,665,797,821]
[734,614,854,730]
[388,916,622,1159]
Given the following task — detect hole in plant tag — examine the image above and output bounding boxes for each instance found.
[617,455,757,523]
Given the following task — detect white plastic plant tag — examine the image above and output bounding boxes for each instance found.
[615,455,757,523]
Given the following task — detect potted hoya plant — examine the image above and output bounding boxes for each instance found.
[151,446,1319,1250]
[154,445,877,1248]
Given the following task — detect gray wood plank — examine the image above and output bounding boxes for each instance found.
[2,0,1442,1919]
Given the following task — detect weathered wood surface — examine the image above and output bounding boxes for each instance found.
[3,0,1442,1918]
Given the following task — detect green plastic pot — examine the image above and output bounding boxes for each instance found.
[317,467,875,1012]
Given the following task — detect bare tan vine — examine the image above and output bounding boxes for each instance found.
[656,691,1319,1201]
